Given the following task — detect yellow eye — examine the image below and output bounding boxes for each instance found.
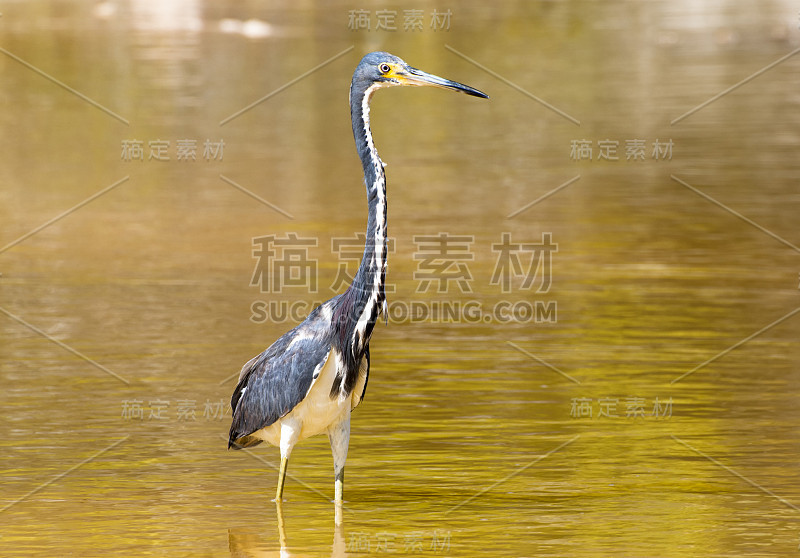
[379,63,391,74]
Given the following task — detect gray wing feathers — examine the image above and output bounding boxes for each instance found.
[228,326,331,447]
[350,345,370,410]
[236,353,261,384]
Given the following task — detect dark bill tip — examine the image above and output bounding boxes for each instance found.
[406,67,488,99]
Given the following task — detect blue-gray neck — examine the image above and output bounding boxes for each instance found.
[330,80,388,395]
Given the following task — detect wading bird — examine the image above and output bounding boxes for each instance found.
[228,52,487,503]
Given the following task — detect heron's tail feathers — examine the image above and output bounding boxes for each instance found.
[228,433,263,450]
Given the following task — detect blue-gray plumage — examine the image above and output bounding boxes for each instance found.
[228,51,487,504]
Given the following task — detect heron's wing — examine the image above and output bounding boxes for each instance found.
[350,345,370,410]
[228,325,332,448]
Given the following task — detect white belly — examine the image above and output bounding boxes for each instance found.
[251,351,350,447]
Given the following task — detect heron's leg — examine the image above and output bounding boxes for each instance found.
[276,457,289,501]
[327,408,351,504]
[276,420,300,502]
[334,468,344,504]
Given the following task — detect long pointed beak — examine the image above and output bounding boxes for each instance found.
[404,67,488,98]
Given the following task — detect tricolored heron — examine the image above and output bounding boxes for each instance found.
[228,51,487,504]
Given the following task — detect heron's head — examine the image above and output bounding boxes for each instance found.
[352,51,488,99]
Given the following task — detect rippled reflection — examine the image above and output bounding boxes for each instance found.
[227,502,345,558]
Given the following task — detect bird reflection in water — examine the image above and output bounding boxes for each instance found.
[227,501,346,558]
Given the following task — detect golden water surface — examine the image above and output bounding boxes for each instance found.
[1,1,799,556]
